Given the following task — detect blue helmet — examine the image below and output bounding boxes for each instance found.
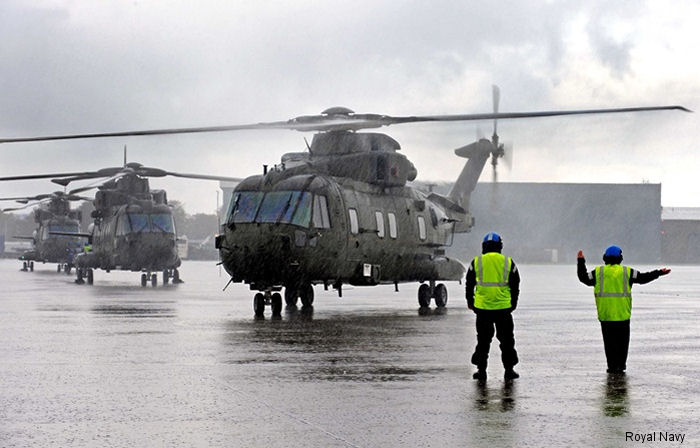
[604,245,622,258]
[483,232,502,243]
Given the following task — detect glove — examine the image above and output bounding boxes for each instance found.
[659,268,671,276]
[577,250,584,259]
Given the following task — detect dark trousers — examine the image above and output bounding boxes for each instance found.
[471,309,519,370]
[600,320,630,372]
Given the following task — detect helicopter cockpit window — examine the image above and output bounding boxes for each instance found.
[375,211,385,238]
[255,191,312,228]
[230,192,263,223]
[127,214,150,233]
[47,224,79,239]
[312,195,331,229]
[150,214,175,233]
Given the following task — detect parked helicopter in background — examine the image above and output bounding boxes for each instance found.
[0,191,88,273]
[0,87,689,313]
[0,160,241,286]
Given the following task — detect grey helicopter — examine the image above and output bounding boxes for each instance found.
[0,87,689,313]
[0,191,88,273]
[0,156,241,286]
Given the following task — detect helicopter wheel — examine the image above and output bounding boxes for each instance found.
[418,284,431,308]
[253,293,265,317]
[75,268,85,284]
[86,269,94,285]
[172,269,183,284]
[284,287,299,307]
[271,293,283,316]
[299,283,314,308]
[162,269,170,285]
[29,261,34,272]
[151,273,157,287]
[141,273,147,287]
[21,261,28,272]
[434,283,448,308]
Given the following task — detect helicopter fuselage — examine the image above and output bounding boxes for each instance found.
[218,172,465,292]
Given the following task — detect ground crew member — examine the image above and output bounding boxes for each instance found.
[466,232,520,380]
[577,246,670,374]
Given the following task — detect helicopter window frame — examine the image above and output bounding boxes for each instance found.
[127,213,150,233]
[417,216,427,240]
[375,211,385,238]
[230,191,264,224]
[312,195,331,229]
[348,208,359,234]
[387,212,397,239]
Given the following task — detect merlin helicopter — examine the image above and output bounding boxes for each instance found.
[0,88,688,313]
[0,159,241,286]
[0,191,88,273]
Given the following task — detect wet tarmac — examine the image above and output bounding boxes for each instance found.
[1,259,698,447]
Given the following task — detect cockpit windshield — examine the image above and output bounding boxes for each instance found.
[125,213,175,233]
[228,190,313,228]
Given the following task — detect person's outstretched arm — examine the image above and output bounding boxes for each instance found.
[577,250,595,286]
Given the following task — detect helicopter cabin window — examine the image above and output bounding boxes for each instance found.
[348,208,359,234]
[417,216,427,240]
[255,191,312,228]
[388,212,397,239]
[47,224,79,239]
[229,191,263,223]
[150,214,175,233]
[312,195,331,228]
[375,211,385,238]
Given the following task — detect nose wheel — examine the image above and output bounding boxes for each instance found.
[253,290,283,317]
[417,281,448,308]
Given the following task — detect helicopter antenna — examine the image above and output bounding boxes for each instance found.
[123,145,127,167]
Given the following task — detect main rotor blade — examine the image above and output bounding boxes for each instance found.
[163,171,243,182]
[0,171,96,182]
[0,105,690,142]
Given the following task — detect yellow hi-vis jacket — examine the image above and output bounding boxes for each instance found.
[594,265,632,321]
[474,253,512,310]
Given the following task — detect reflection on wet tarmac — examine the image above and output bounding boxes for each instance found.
[603,373,628,417]
[91,301,176,318]
[474,379,517,412]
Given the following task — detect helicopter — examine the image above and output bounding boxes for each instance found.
[0,191,88,273]
[0,87,689,313]
[0,158,241,286]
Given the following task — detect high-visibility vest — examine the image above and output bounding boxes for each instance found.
[473,253,512,310]
[594,265,632,321]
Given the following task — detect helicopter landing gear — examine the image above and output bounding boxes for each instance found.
[299,283,314,308]
[27,261,34,272]
[21,261,28,272]
[57,264,62,273]
[172,269,183,284]
[76,268,84,284]
[151,273,157,287]
[417,281,448,308]
[253,290,283,317]
[162,269,170,285]
[284,286,299,307]
[141,273,148,287]
[86,269,94,285]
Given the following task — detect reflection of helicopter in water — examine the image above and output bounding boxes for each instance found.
[0,88,688,312]
[0,191,88,273]
[0,159,240,286]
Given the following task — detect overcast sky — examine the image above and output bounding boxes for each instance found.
[1,0,698,214]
